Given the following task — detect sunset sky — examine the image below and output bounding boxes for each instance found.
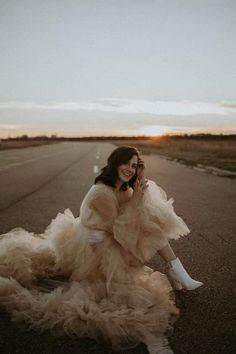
[0,0,235,138]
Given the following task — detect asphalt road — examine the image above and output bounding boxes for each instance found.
[0,142,235,354]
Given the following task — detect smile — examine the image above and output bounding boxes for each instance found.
[122,171,133,177]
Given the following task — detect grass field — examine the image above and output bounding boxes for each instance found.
[0,139,58,149]
[113,136,236,173]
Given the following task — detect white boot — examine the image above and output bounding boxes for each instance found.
[146,335,174,354]
[168,257,203,290]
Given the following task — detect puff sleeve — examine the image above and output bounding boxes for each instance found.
[80,185,118,234]
[113,180,190,263]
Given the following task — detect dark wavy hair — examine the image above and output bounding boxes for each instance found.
[94,145,140,191]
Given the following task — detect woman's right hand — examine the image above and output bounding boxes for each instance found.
[133,177,149,200]
[137,157,145,181]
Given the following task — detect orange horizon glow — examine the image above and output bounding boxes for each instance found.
[1,127,236,140]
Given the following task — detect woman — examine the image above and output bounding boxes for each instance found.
[0,145,203,354]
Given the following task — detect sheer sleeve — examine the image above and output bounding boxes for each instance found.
[91,191,118,225]
[79,185,118,235]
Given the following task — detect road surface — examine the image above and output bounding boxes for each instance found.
[0,142,235,354]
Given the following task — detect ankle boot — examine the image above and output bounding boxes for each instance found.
[168,257,203,290]
[146,335,174,354]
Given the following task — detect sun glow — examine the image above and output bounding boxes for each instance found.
[139,125,177,137]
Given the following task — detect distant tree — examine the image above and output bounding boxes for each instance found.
[21,134,29,140]
[36,135,49,140]
[50,134,57,139]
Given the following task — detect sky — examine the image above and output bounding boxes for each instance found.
[0,0,236,138]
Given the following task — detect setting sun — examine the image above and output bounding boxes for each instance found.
[139,125,175,137]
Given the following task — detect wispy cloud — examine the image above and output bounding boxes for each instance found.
[0,99,235,116]
[0,124,22,130]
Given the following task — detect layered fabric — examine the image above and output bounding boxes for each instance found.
[0,180,190,351]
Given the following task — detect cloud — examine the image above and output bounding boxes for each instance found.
[0,99,235,116]
[0,124,22,130]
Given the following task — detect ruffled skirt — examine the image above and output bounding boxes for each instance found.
[0,181,190,351]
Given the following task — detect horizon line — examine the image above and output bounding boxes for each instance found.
[2,132,236,140]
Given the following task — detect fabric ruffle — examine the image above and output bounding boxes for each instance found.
[0,180,186,350]
[114,180,190,263]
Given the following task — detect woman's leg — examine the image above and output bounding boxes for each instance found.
[158,242,203,290]
[158,242,176,262]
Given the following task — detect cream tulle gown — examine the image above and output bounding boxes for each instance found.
[0,180,190,351]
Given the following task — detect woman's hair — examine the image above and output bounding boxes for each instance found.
[94,145,140,191]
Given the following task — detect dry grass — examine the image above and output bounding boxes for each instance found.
[0,139,59,150]
[112,136,236,172]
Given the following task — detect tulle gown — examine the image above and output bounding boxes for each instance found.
[0,180,190,351]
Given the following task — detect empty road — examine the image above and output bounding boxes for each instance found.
[0,142,235,354]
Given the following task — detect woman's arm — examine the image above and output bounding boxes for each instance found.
[90,188,143,266]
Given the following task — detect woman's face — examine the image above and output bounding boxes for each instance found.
[117,155,138,183]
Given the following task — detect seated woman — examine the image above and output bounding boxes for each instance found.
[0,145,203,354]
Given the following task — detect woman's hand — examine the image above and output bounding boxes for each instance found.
[133,176,149,200]
[137,157,145,181]
[131,156,148,202]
